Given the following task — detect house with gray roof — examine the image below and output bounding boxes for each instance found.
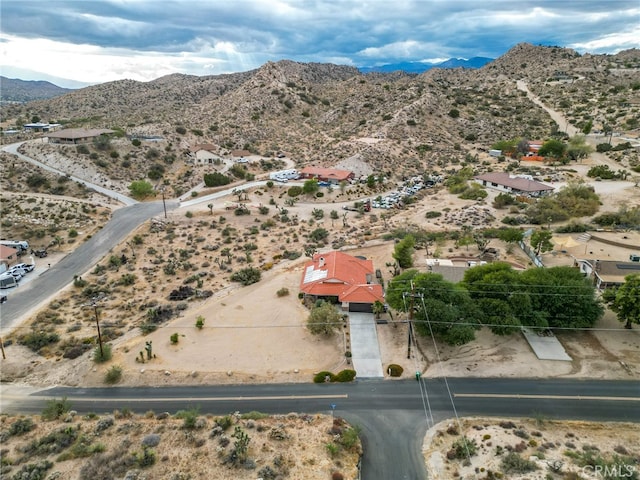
[474,172,554,197]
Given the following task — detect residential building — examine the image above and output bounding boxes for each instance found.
[299,166,354,184]
[474,172,554,197]
[0,245,19,269]
[300,251,384,312]
[576,259,640,289]
[47,128,115,144]
[188,144,222,164]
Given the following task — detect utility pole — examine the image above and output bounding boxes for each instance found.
[93,303,104,358]
[161,189,167,219]
[404,281,423,359]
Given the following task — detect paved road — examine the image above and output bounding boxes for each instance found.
[0,141,181,332]
[0,200,178,332]
[2,378,638,480]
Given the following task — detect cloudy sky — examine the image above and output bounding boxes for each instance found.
[1,0,639,88]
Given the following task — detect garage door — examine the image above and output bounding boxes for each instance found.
[348,302,372,313]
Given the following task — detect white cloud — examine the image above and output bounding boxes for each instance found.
[569,27,640,53]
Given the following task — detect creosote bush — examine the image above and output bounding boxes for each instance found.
[104,365,123,384]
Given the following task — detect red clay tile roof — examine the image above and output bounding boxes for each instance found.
[300,251,384,303]
[299,166,353,181]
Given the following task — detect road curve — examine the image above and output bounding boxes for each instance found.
[0,141,180,332]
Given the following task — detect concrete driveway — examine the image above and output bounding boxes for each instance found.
[348,312,384,378]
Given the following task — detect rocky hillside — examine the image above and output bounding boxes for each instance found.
[2,43,639,178]
[0,76,73,103]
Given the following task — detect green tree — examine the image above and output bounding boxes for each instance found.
[302,178,319,196]
[603,274,640,329]
[581,119,593,135]
[497,228,524,245]
[386,270,481,345]
[307,301,343,335]
[538,139,566,159]
[530,229,553,255]
[566,135,594,161]
[520,267,603,329]
[128,180,154,199]
[372,300,385,319]
[392,234,415,269]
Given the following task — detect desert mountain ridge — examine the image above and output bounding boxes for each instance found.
[2,42,639,174]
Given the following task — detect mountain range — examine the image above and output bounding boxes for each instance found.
[358,56,494,74]
[1,56,494,103]
[1,43,638,179]
[0,76,74,103]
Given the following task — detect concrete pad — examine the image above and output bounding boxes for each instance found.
[521,328,572,361]
[348,312,384,378]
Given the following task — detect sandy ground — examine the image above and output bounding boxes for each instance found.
[424,416,639,480]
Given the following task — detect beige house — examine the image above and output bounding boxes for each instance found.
[189,144,222,165]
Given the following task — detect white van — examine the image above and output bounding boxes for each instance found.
[0,273,17,289]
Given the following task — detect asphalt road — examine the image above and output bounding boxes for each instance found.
[3,378,638,480]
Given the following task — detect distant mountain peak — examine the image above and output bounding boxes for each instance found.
[0,76,74,103]
[358,56,494,74]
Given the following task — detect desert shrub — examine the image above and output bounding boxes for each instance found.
[57,434,106,460]
[9,417,35,436]
[447,436,478,460]
[104,365,122,384]
[136,447,156,467]
[313,371,335,383]
[338,426,360,451]
[230,267,261,285]
[175,126,187,135]
[175,407,200,429]
[203,172,231,187]
[76,144,90,154]
[215,415,234,430]
[500,452,538,473]
[287,185,303,197]
[26,174,49,189]
[587,164,617,179]
[555,221,589,233]
[10,460,53,480]
[18,331,60,352]
[425,211,442,219]
[41,397,72,420]
[493,193,518,209]
[276,287,290,297]
[241,411,269,420]
[195,315,205,329]
[387,364,404,377]
[170,333,179,344]
[334,369,357,382]
[93,344,112,363]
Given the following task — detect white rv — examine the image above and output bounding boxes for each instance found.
[0,240,29,253]
[0,273,17,289]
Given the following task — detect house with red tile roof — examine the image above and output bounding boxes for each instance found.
[299,251,384,312]
[0,245,19,269]
[299,166,354,184]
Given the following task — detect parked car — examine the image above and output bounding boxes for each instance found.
[13,263,34,273]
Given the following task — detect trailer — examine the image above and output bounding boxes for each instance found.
[0,240,29,253]
[0,274,17,289]
[489,149,502,158]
